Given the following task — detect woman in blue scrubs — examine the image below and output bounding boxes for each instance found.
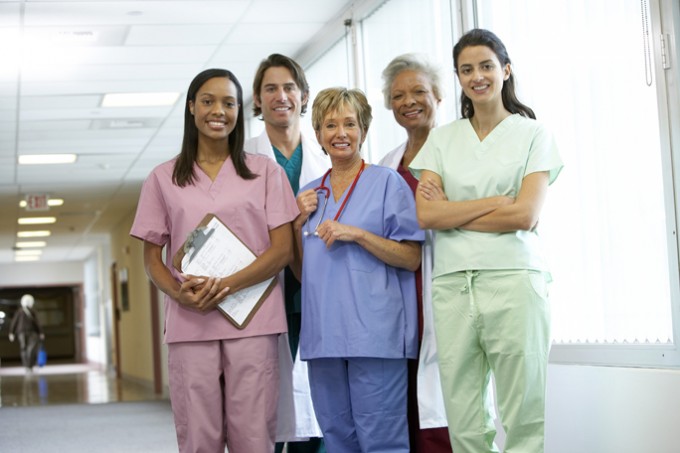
[293,87,424,453]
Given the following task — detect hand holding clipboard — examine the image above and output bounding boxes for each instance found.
[173,214,277,329]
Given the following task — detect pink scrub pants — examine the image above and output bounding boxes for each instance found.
[168,335,280,453]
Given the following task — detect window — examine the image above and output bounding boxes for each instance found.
[475,0,679,366]
[358,0,458,163]
[301,37,352,137]
[297,0,680,367]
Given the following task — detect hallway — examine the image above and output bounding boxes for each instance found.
[0,362,177,452]
[0,362,165,407]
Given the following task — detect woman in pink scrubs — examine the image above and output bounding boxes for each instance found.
[130,68,299,453]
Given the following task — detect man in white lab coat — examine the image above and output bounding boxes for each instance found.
[245,53,329,453]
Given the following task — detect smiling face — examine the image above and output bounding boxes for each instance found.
[189,77,239,144]
[254,66,307,129]
[390,69,440,133]
[456,45,510,110]
[316,104,366,163]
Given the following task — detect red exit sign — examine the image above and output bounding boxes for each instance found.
[25,194,49,211]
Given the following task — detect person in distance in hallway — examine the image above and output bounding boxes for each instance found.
[9,293,44,373]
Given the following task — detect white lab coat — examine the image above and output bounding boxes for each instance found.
[245,130,330,440]
[379,143,449,429]
[245,130,330,189]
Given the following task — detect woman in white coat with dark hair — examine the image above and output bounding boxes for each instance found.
[379,53,452,453]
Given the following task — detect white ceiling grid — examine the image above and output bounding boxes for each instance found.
[0,0,353,264]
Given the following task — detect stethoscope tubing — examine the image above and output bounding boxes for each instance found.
[302,160,365,238]
[303,187,330,237]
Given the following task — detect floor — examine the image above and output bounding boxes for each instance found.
[0,361,165,407]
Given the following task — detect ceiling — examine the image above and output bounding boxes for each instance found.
[0,0,357,265]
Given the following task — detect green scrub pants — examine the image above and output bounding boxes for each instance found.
[432,269,550,453]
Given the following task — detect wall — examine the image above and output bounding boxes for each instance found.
[110,210,155,384]
[0,261,83,287]
[545,364,680,453]
[543,3,680,451]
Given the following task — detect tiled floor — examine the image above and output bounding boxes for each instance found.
[0,362,164,407]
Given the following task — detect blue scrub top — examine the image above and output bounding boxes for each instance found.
[299,165,424,360]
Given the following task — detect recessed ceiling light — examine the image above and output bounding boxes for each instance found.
[15,241,47,248]
[15,256,40,262]
[15,249,43,256]
[102,92,180,107]
[19,154,77,165]
[54,30,98,43]
[18,217,56,225]
[17,231,51,238]
[19,198,64,208]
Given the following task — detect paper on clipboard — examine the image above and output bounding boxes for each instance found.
[173,214,276,329]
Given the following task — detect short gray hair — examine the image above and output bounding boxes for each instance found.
[381,53,443,109]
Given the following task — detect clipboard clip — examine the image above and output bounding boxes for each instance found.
[183,226,215,262]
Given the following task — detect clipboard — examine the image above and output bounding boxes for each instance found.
[173,213,277,329]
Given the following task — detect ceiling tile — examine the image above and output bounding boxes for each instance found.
[0,0,357,264]
[126,24,234,46]
[20,95,102,110]
[229,21,324,44]
[242,0,348,23]
[23,1,250,26]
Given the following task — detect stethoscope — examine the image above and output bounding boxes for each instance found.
[303,160,366,237]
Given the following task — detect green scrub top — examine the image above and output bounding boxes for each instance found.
[409,114,563,279]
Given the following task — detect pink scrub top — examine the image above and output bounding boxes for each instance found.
[130,153,299,343]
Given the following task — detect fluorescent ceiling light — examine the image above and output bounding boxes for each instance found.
[15,256,40,262]
[19,154,77,165]
[16,241,47,248]
[15,249,43,256]
[54,30,98,43]
[17,230,51,238]
[19,198,64,208]
[102,92,180,107]
[18,217,56,225]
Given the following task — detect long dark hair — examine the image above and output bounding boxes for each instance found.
[173,68,255,187]
[453,29,535,120]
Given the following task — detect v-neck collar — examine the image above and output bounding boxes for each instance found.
[327,161,367,203]
[193,157,233,199]
[465,114,518,150]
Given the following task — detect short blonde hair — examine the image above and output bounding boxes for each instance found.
[311,87,373,135]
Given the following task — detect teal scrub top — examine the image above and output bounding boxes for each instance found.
[273,143,303,194]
